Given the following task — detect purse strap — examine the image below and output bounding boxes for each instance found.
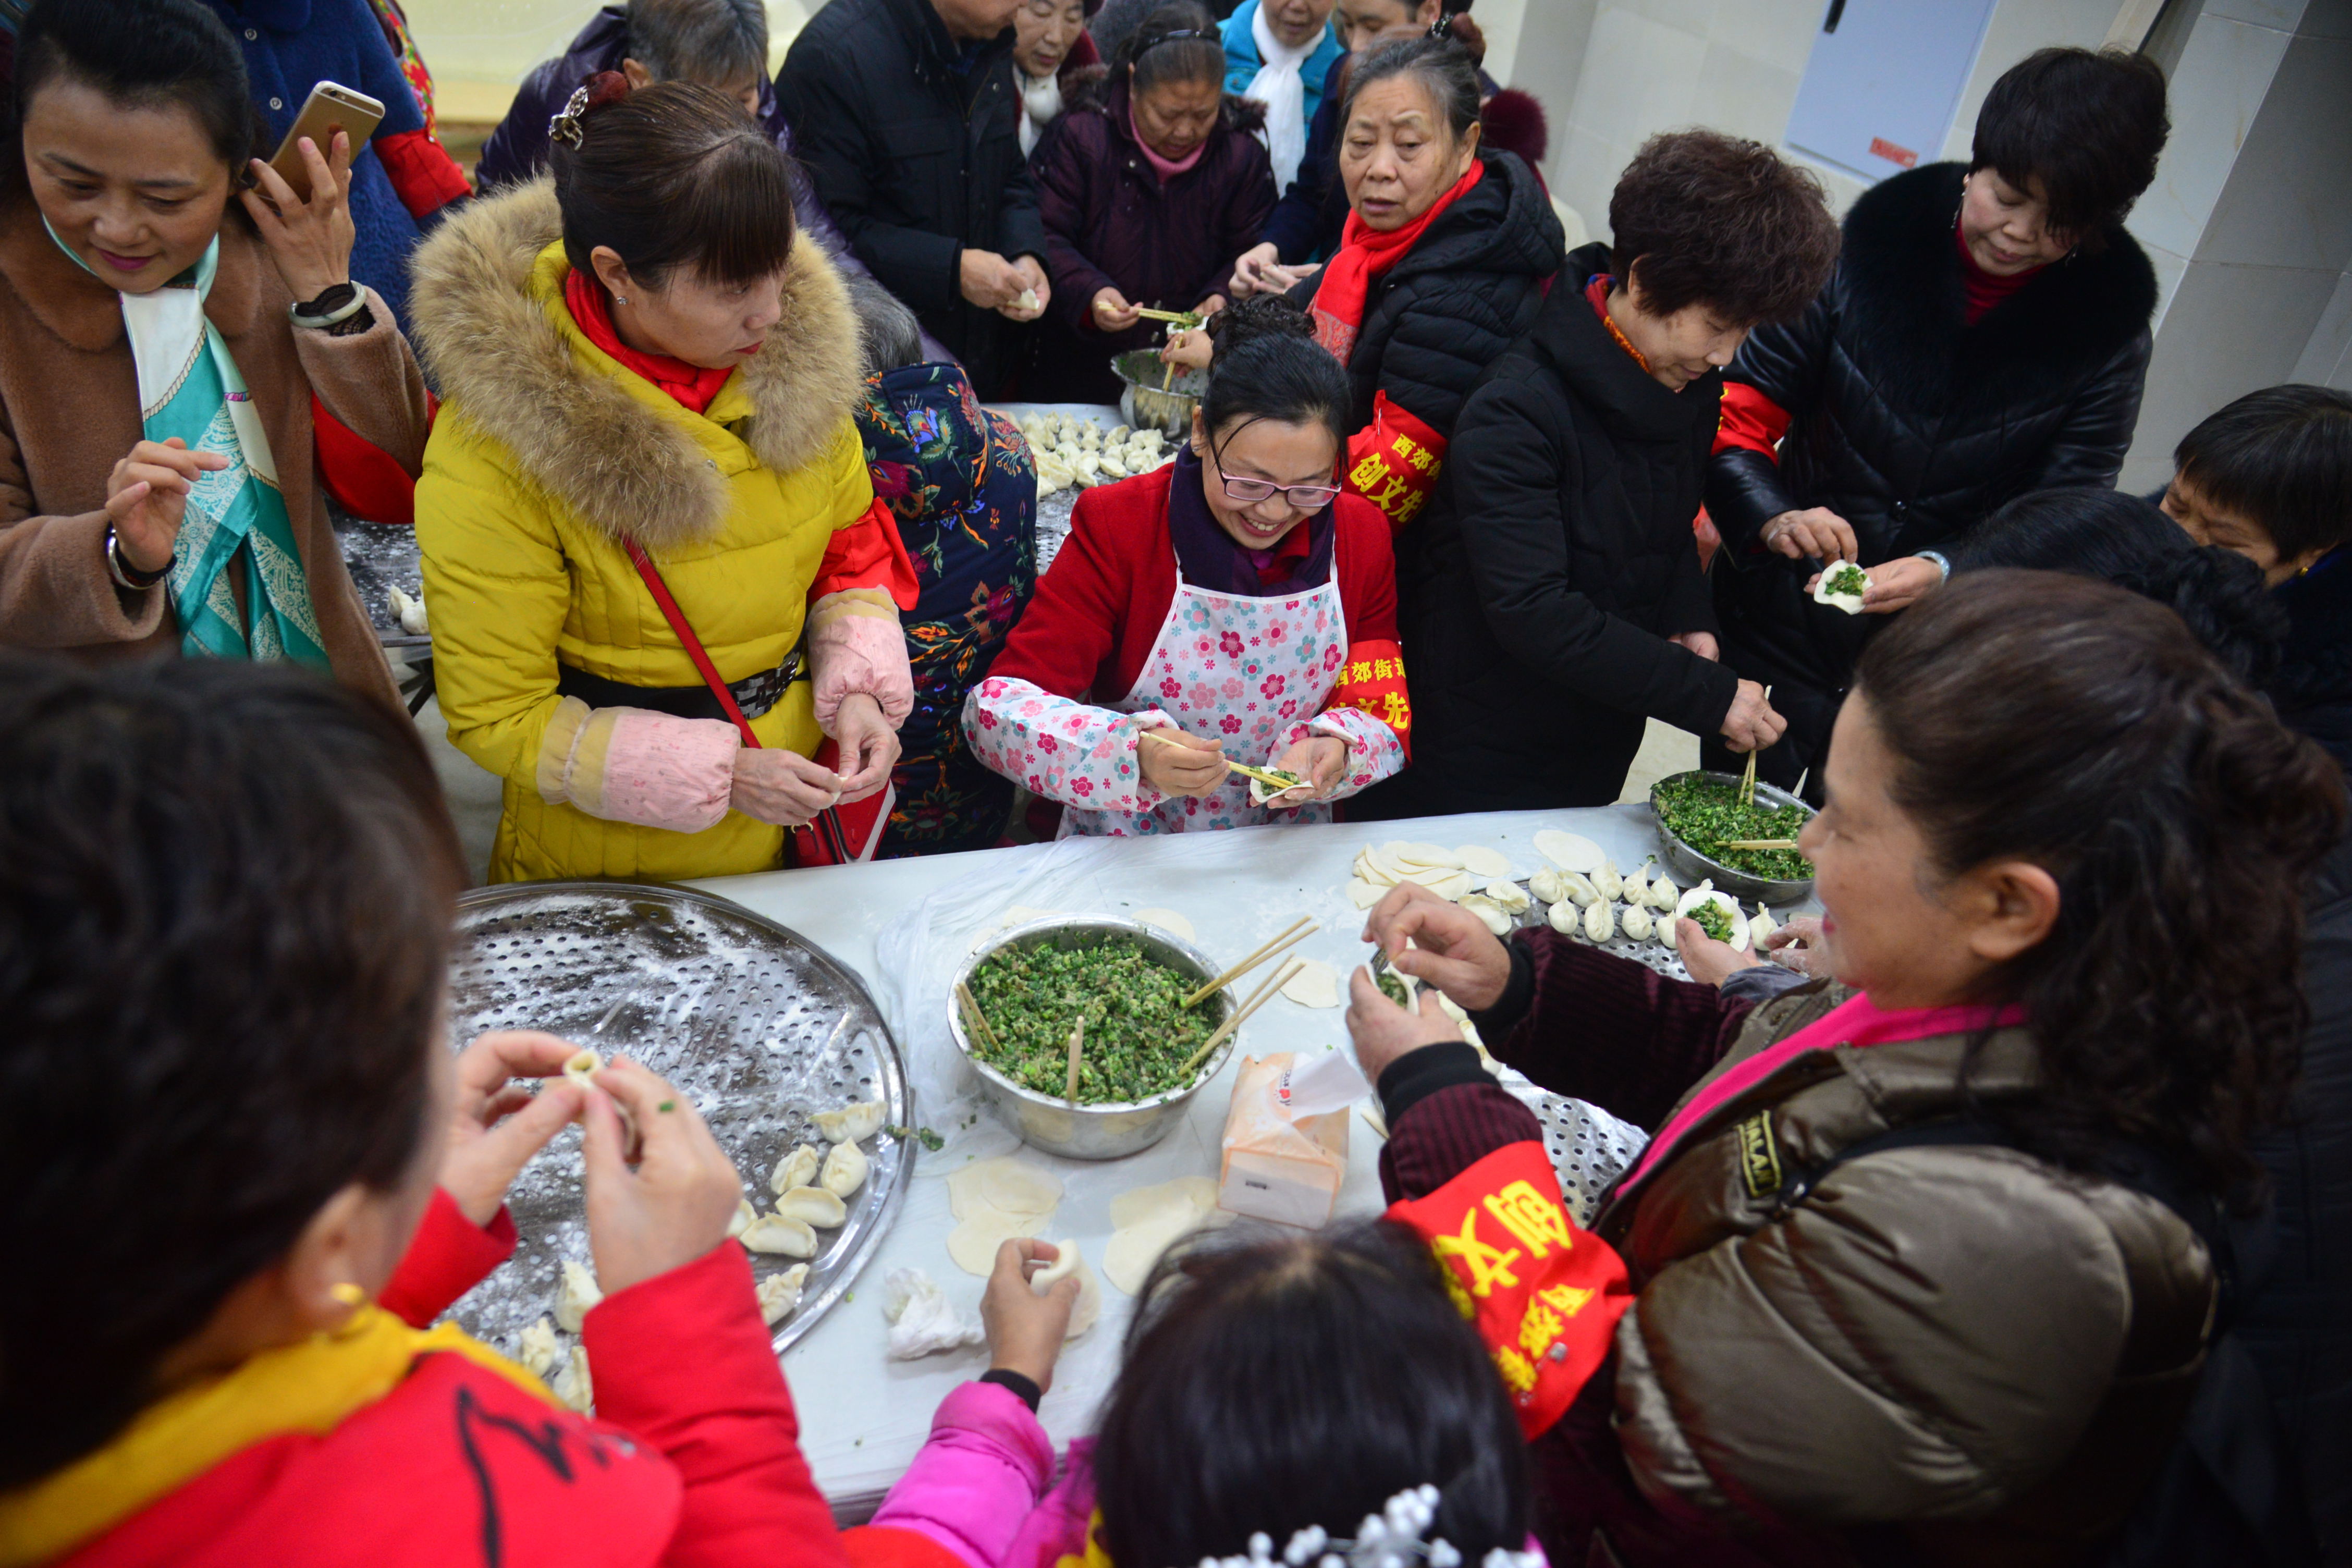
[622,538,858,863]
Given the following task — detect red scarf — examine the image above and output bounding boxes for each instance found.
[562,268,735,414]
[1583,272,1648,372]
[1312,160,1487,362]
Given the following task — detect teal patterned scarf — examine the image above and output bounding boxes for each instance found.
[48,222,327,668]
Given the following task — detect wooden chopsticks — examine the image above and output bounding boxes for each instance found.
[1178,956,1303,1079]
[1064,1016,1085,1106]
[1722,838,1801,851]
[1134,306,1203,328]
[1136,727,1305,795]
[1737,684,1774,806]
[956,980,1002,1052]
[1183,916,1317,1008]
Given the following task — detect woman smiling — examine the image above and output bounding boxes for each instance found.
[0,0,429,704]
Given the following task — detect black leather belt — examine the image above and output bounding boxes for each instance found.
[556,648,803,724]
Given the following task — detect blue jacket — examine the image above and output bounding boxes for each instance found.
[199,0,427,327]
[1219,0,1344,121]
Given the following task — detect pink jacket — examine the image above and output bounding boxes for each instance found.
[869,1383,1095,1568]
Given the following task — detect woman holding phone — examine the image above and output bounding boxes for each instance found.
[0,0,430,708]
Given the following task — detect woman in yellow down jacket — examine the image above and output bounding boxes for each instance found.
[410,74,915,883]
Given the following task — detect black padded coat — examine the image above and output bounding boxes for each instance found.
[1704,162,2157,794]
[1361,247,1735,817]
[778,0,1048,399]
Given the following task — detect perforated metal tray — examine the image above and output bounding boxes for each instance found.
[443,883,911,1365]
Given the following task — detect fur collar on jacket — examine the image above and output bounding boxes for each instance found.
[1839,162,2157,421]
[1061,65,1269,135]
[406,179,862,551]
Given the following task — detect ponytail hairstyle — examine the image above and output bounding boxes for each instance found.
[548,71,797,289]
[1114,0,1223,99]
[1853,571,2347,1196]
[1093,1223,1530,1568]
[1951,487,2288,686]
[1200,295,1352,447]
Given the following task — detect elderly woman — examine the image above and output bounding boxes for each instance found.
[1351,570,2346,1565]
[1220,0,1341,194]
[1706,46,2171,799]
[1014,0,1102,155]
[0,0,428,707]
[411,76,915,884]
[1368,130,1839,818]
[1028,1,1276,405]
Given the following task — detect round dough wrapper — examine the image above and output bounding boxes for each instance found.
[1133,907,1195,940]
[1345,877,1387,910]
[1105,1212,1197,1296]
[949,1156,1064,1221]
[1280,958,1341,1008]
[1390,842,1463,871]
[1110,1175,1223,1230]
[1454,845,1512,879]
[1533,830,1603,874]
[946,1209,1048,1276]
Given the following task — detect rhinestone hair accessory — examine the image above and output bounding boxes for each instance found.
[1138,26,1214,50]
[548,83,593,149]
[1197,1487,1545,1568]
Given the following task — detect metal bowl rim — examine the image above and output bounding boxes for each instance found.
[448,879,912,1357]
[1646,770,1820,899]
[948,914,1240,1113]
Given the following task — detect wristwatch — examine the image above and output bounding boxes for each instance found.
[105,522,171,590]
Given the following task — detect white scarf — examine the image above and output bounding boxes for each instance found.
[1019,68,1063,157]
[1244,1,1316,192]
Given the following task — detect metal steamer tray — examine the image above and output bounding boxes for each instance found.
[444,883,912,1357]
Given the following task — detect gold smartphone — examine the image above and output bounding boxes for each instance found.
[267,82,385,201]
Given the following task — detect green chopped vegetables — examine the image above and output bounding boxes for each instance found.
[1652,774,1814,881]
[1377,971,1411,1008]
[1690,902,1734,943]
[965,939,1218,1104]
[884,1123,947,1152]
[1825,561,1868,596]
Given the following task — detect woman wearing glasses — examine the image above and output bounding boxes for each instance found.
[963,295,1409,836]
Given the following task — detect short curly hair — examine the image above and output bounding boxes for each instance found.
[1607,130,1840,328]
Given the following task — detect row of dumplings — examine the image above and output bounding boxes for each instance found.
[1018,412,1175,498]
[1532,858,1783,951]
[509,1097,887,1412]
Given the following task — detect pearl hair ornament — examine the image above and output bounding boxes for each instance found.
[1193,1487,1545,1568]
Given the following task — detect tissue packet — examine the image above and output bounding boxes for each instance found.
[1218,1051,1353,1228]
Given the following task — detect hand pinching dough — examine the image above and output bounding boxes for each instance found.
[1031,1239,1104,1338]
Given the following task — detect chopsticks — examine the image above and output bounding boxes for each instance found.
[1737,684,1773,806]
[1722,838,1800,851]
[1134,306,1203,328]
[1136,727,1305,795]
[1182,916,1317,1008]
[956,980,1002,1052]
[1178,956,1303,1079]
[1064,1016,1085,1106]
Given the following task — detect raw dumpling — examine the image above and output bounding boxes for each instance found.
[770,1143,820,1196]
[562,1048,602,1092]
[757,1263,810,1325]
[1814,560,1869,614]
[883,1267,985,1360]
[1483,879,1532,914]
[1546,899,1581,936]
[1561,871,1601,908]
[1593,858,1624,902]
[555,1259,602,1332]
[821,1138,869,1199]
[1528,867,1572,906]
[1672,882,1753,952]
[516,1315,561,1379]
[387,583,429,636]
[728,1197,757,1238]
[1647,872,1680,913]
[1749,905,1781,948]
[812,1100,885,1146]
[1533,829,1603,873]
[773,1185,849,1229]
[1457,893,1513,936]
[1619,903,1656,943]
[553,1346,593,1413]
[1583,898,1615,943]
[1625,859,1652,905]
[741,1213,820,1257]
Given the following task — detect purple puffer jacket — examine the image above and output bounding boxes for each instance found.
[870,1380,1093,1568]
[472,5,952,362]
[1026,70,1276,403]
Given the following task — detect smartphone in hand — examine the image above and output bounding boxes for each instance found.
[267,81,385,201]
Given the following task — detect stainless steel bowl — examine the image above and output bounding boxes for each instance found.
[949,915,1236,1159]
[1648,769,1819,903]
[1113,349,1207,438]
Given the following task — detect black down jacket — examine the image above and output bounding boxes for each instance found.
[778,0,1048,399]
[1704,161,2156,794]
[1361,247,1735,817]
[2271,551,2352,776]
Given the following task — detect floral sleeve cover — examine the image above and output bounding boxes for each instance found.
[963,676,1175,815]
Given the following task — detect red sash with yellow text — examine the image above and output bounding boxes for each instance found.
[1385,1142,1632,1439]
[1343,393,1447,535]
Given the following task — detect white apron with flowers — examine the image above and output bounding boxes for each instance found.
[965,566,1404,837]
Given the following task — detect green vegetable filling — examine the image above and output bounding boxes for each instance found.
[1377,971,1411,1008]
[966,939,1218,1104]
[1653,775,1814,881]
[1826,562,1868,596]
[1691,902,1734,943]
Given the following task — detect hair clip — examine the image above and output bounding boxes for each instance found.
[548,83,592,149]
[1199,1488,1547,1568]
[1140,26,1214,50]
